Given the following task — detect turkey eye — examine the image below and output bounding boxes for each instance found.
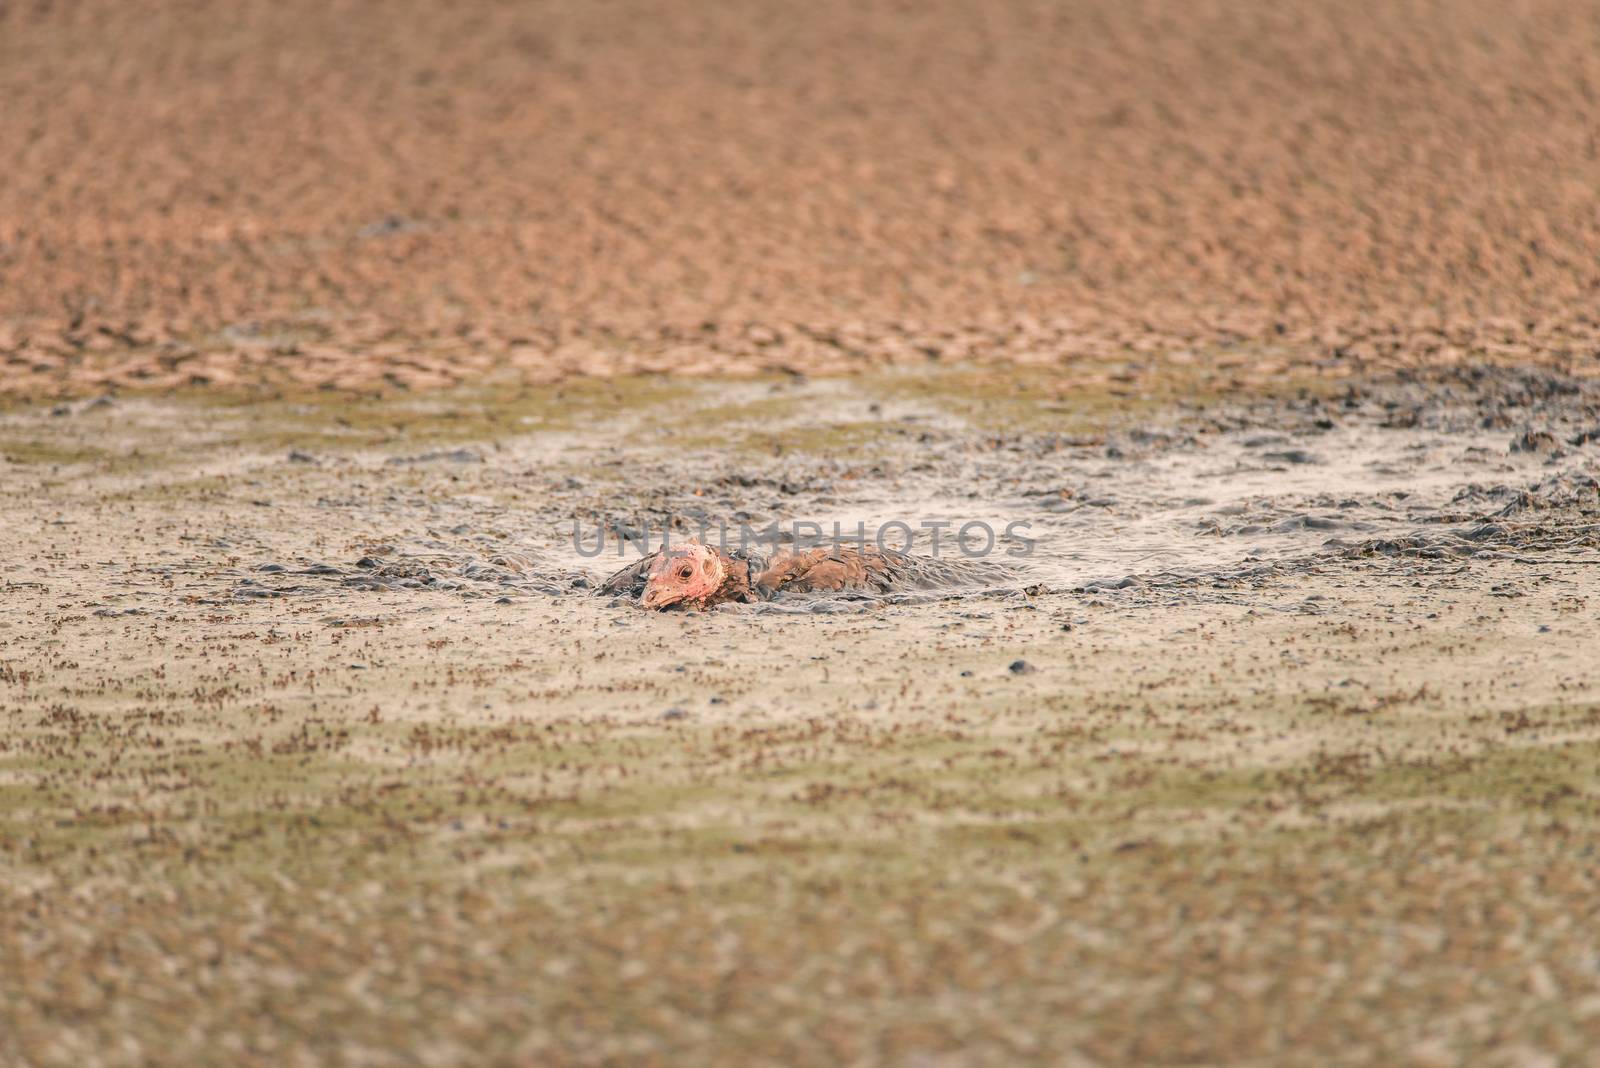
[679,566,693,579]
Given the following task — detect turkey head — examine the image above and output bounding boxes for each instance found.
[640,542,727,610]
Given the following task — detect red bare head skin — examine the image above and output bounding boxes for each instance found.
[641,543,725,610]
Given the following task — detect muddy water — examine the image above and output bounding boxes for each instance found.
[1019,418,1599,591]
[255,368,1600,610]
[3,367,1597,621]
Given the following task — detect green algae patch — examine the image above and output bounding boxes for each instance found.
[0,438,114,467]
[1,360,1345,493]
[869,356,1342,435]
[182,374,704,451]
[1356,731,1600,812]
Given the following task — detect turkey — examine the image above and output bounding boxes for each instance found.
[600,540,1016,610]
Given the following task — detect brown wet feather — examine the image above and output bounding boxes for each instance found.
[754,547,900,597]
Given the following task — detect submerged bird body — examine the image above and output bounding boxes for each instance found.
[600,541,1014,610]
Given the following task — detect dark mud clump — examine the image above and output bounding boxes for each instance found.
[229,549,589,603]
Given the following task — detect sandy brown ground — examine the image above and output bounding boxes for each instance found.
[4,0,1600,395]
[5,566,1600,1067]
[6,2,1600,1063]
[4,371,1600,1065]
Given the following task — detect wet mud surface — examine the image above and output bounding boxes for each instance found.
[6,0,1600,395]
[16,364,1585,619]
[5,367,1600,1064]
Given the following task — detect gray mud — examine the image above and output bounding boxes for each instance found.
[2,366,1595,640]
[46,366,1587,617]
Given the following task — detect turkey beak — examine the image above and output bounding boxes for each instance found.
[641,585,674,610]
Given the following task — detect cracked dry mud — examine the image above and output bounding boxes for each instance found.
[6,0,1600,395]
[3,364,1600,1066]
